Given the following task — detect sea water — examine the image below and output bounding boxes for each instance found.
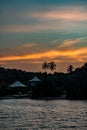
[0,99,87,130]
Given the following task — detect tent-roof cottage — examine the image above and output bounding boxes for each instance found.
[9,81,26,87]
[29,76,41,87]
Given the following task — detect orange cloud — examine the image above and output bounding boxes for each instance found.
[28,5,87,21]
[58,37,86,48]
[1,6,87,33]
[0,25,42,33]
[0,47,87,63]
[0,24,61,33]
[31,11,87,21]
[18,43,37,48]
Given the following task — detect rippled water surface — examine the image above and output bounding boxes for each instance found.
[0,99,87,130]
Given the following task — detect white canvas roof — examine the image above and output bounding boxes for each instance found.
[9,81,26,87]
[29,76,41,82]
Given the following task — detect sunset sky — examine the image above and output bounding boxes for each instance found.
[0,0,87,72]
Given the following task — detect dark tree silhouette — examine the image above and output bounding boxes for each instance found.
[48,61,56,73]
[83,62,87,70]
[67,65,74,74]
[42,61,49,72]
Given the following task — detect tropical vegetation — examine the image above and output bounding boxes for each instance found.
[0,62,87,99]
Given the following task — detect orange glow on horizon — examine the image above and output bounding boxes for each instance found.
[0,47,87,63]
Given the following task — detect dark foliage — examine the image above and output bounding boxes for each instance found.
[0,63,87,99]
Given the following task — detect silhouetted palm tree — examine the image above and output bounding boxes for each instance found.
[67,65,74,74]
[48,61,56,73]
[42,61,48,72]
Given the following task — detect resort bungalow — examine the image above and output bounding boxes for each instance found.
[8,81,28,95]
[9,81,26,88]
[29,76,42,98]
[29,76,41,87]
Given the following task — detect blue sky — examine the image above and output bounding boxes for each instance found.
[0,0,87,72]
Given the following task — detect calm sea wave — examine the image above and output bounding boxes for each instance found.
[0,99,87,130]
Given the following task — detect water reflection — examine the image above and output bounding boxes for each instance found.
[0,99,87,130]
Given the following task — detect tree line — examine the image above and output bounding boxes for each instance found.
[0,62,87,99]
